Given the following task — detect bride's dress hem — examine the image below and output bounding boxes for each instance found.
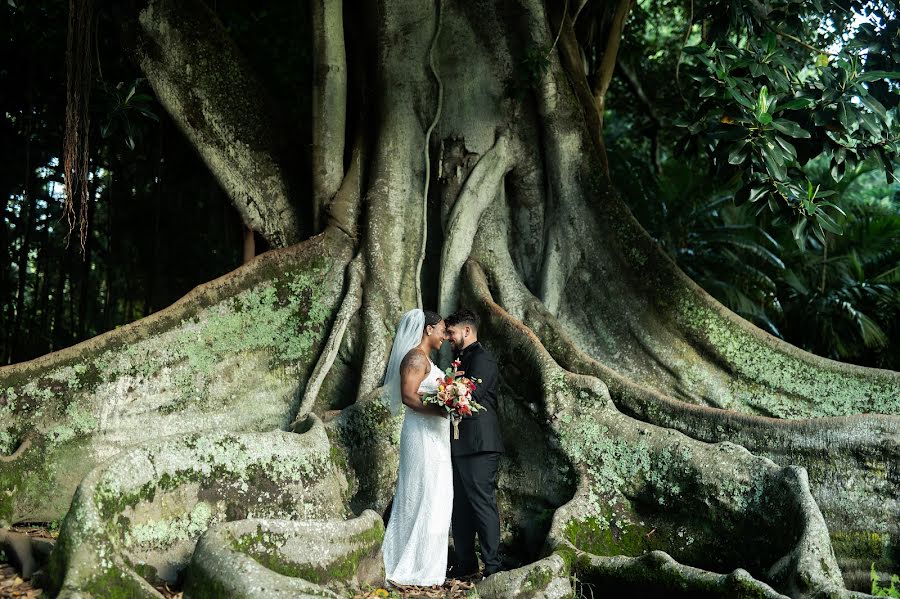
[386,576,446,588]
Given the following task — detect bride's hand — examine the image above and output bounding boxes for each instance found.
[455,370,465,377]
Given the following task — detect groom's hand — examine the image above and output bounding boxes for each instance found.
[455,370,465,377]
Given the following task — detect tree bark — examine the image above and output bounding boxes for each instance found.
[591,0,635,127]
[242,226,255,264]
[129,0,307,248]
[311,0,346,233]
[1,1,897,596]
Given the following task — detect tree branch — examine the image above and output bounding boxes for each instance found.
[617,59,660,126]
[617,58,662,173]
[591,0,634,127]
[764,21,830,56]
[132,0,304,247]
[545,0,610,177]
[312,0,347,234]
[438,131,516,316]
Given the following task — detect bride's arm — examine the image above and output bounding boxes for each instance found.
[400,351,445,416]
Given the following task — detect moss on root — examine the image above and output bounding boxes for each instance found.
[564,516,651,558]
[47,423,347,596]
[1,238,351,526]
[230,521,384,584]
[336,395,402,513]
[674,296,900,419]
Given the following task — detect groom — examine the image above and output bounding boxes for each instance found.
[444,309,504,579]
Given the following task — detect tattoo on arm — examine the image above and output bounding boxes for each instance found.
[400,350,429,380]
[399,349,438,414]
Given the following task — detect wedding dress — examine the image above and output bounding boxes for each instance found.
[382,359,453,586]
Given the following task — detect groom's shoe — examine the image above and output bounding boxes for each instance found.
[448,566,481,581]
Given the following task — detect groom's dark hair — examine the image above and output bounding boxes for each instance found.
[445,308,479,332]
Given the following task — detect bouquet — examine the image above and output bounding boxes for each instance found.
[423,359,484,439]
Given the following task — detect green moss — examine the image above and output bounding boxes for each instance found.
[830,530,887,561]
[82,564,160,599]
[728,573,777,599]
[149,267,335,411]
[232,521,384,584]
[232,527,318,580]
[0,435,94,526]
[674,295,900,418]
[524,564,554,590]
[0,455,29,525]
[3,249,340,453]
[329,439,350,475]
[337,399,403,511]
[553,548,577,574]
[46,402,98,447]
[124,501,219,551]
[564,516,650,557]
[95,432,333,526]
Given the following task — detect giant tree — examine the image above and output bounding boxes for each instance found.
[1,0,898,597]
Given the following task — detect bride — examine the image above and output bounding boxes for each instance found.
[381,308,452,586]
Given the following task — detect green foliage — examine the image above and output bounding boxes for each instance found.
[676,23,898,235]
[872,563,900,597]
[95,78,159,151]
[604,0,900,368]
[604,0,899,240]
[614,151,900,369]
[776,201,899,365]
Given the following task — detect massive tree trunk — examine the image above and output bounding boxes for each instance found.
[1,0,898,597]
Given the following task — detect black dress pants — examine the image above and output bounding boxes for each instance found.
[451,451,501,575]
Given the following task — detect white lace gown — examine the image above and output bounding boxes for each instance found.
[382,360,452,586]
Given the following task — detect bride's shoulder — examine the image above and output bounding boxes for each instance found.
[400,348,429,374]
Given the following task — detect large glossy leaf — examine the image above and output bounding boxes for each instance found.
[816,211,843,235]
[760,142,787,179]
[857,70,900,82]
[775,97,814,112]
[857,91,888,121]
[728,140,749,164]
[774,136,797,161]
[772,119,811,138]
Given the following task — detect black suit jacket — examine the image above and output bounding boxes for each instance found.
[451,342,504,456]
